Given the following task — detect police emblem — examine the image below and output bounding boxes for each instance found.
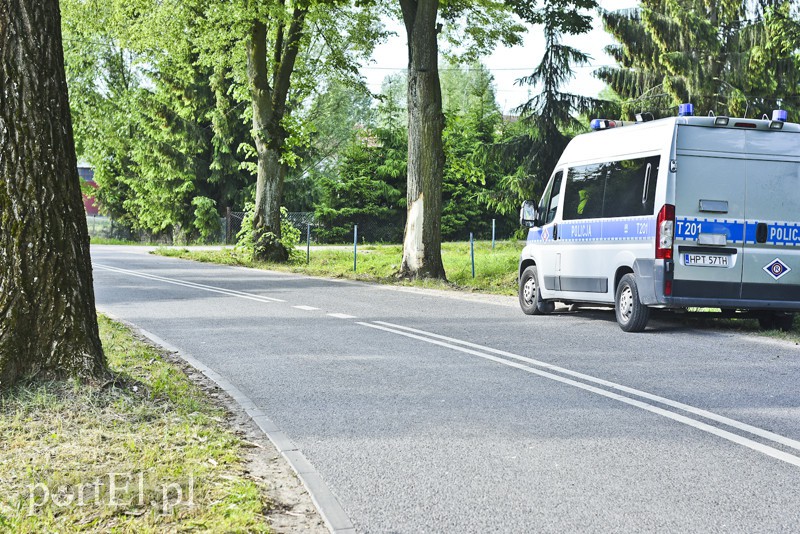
[763,258,791,280]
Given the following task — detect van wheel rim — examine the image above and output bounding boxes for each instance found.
[619,285,633,322]
[523,277,536,305]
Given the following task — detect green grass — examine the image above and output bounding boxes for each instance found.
[154,240,522,296]
[0,315,272,532]
[90,237,158,246]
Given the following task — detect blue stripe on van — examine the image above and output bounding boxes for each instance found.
[675,218,745,243]
[527,217,655,243]
[528,217,800,245]
[676,217,800,246]
[748,221,800,246]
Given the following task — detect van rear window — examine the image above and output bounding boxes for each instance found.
[563,156,660,220]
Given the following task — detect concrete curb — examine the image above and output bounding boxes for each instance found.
[99,309,356,534]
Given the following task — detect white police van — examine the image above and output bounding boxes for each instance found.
[519,105,800,331]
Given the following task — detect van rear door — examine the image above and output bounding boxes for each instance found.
[672,126,746,300]
[741,131,800,303]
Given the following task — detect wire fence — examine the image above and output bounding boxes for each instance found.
[89,211,517,246]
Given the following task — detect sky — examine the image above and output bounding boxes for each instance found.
[361,1,639,115]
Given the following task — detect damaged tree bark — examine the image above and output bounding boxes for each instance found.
[398,0,447,280]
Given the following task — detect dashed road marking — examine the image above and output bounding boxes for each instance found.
[293,305,320,311]
[328,313,357,319]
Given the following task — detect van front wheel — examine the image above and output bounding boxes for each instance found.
[615,274,650,332]
[519,266,554,315]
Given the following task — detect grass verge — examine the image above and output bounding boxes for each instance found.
[0,315,272,532]
[154,241,521,296]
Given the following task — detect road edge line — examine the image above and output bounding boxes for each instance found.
[98,309,356,534]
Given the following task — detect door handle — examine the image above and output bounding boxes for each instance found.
[756,223,768,243]
[553,223,558,240]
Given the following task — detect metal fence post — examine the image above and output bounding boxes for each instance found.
[492,218,496,249]
[470,232,475,278]
[226,207,232,244]
[306,223,311,264]
[353,224,358,272]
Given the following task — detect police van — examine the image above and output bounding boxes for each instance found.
[518,105,800,331]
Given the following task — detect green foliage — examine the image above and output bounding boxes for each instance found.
[597,1,800,118]
[284,79,375,211]
[480,0,601,217]
[314,127,406,243]
[192,196,221,242]
[61,0,253,240]
[441,62,509,239]
[316,62,521,243]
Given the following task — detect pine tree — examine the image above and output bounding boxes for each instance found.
[482,0,600,216]
[597,0,800,118]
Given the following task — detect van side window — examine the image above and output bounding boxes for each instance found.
[604,155,660,217]
[563,164,605,220]
[563,155,660,220]
[540,171,563,225]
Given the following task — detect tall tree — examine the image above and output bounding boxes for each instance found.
[62,0,253,239]
[481,0,601,217]
[515,0,599,187]
[244,3,308,261]
[397,0,525,279]
[0,0,106,389]
[197,0,383,260]
[597,0,800,118]
[398,0,447,279]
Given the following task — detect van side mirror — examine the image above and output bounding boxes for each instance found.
[520,200,538,227]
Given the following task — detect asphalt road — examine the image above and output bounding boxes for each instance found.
[91,245,800,533]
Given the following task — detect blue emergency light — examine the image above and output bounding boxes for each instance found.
[772,109,788,122]
[590,119,611,130]
[678,103,694,117]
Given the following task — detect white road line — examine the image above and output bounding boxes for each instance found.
[374,320,800,454]
[328,313,357,319]
[94,263,286,303]
[293,305,320,311]
[358,321,800,469]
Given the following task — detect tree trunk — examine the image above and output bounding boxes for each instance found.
[399,0,447,280]
[0,0,107,389]
[246,20,288,262]
[245,8,306,263]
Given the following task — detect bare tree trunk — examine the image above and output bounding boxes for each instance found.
[0,0,107,389]
[246,20,288,262]
[399,0,447,280]
[245,8,305,262]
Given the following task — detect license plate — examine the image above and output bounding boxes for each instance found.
[683,253,730,267]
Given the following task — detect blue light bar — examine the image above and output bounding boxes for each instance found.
[590,119,606,130]
[590,119,622,131]
[772,109,788,122]
[678,103,694,117]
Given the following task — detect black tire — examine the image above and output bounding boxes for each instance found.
[519,265,554,315]
[615,273,650,332]
[759,312,795,332]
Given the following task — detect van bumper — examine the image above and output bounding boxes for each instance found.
[660,297,800,311]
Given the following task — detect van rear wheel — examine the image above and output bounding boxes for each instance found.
[519,266,554,315]
[615,274,650,332]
